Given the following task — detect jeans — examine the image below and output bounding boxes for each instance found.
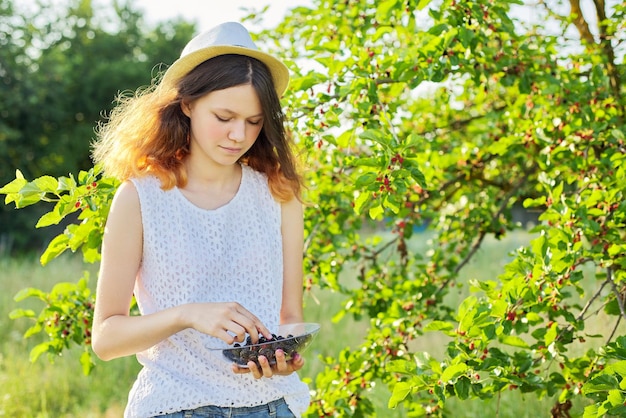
[154,397,296,418]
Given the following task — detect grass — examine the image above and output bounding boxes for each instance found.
[0,255,138,418]
[0,231,620,417]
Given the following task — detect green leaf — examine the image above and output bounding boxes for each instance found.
[545,321,558,346]
[583,374,619,394]
[80,350,94,375]
[409,167,426,186]
[369,203,384,220]
[428,23,447,36]
[29,342,52,363]
[454,376,471,400]
[353,191,370,215]
[40,234,70,265]
[33,175,59,191]
[607,389,623,407]
[531,233,548,259]
[376,0,399,22]
[582,404,599,418]
[489,299,507,318]
[24,323,42,338]
[51,281,78,297]
[355,172,378,188]
[499,335,529,348]
[424,320,455,332]
[0,176,28,204]
[8,308,36,319]
[416,0,431,10]
[612,128,625,140]
[440,363,468,383]
[388,381,413,408]
[604,360,626,376]
[36,209,63,228]
[13,287,46,302]
[289,71,326,91]
[359,129,391,150]
[353,157,380,168]
[383,195,401,214]
[457,295,477,322]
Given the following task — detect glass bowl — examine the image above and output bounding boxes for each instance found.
[216,322,320,368]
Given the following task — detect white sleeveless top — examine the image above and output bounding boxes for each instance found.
[125,164,310,418]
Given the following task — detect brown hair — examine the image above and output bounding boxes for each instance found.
[92,54,302,202]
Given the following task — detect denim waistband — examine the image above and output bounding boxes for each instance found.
[159,397,292,418]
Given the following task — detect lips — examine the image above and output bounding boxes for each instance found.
[221,146,242,153]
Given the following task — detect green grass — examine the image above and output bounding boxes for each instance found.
[0,255,138,418]
[0,231,619,417]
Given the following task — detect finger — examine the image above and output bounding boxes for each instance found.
[231,306,272,341]
[230,311,261,343]
[290,353,305,371]
[256,322,273,340]
[247,361,263,379]
[258,355,273,378]
[227,322,247,343]
[216,329,237,345]
[274,349,290,373]
[231,363,250,374]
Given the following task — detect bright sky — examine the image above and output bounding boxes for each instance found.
[130,0,311,31]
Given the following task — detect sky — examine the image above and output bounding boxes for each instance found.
[128,0,310,31]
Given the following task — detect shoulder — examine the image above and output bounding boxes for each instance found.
[242,163,268,183]
[129,175,162,190]
[104,180,142,236]
[241,164,274,199]
[281,196,303,223]
[110,180,141,215]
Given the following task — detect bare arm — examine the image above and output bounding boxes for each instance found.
[91,181,271,361]
[279,196,305,325]
[235,196,306,378]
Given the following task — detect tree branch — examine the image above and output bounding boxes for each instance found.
[608,267,626,321]
[592,0,625,120]
[607,316,622,344]
[434,163,536,295]
[568,0,596,45]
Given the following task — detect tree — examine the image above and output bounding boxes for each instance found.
[267,0,626,415]
[1,0,625,416]
[0,0,195,251]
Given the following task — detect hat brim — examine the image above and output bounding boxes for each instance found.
[160,45,290,97]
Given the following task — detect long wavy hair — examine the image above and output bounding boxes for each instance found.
[92,54,302,202]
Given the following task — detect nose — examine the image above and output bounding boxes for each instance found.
[228,120,246,142]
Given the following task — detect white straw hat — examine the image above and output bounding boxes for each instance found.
[160,22,290,96]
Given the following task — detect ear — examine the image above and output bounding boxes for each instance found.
[181,101,192,117]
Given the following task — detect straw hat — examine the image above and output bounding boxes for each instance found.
[160,22,290,96]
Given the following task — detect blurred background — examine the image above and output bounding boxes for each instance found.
[0,0,305,254]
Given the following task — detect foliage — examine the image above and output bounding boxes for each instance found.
[0,0,195,252]
[264,0,626,416]
[0,165,117,372]
[1,0,626,417]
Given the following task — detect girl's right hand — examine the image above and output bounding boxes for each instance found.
[181,302,272,345]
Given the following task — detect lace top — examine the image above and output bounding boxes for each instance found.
[125,164,310,418]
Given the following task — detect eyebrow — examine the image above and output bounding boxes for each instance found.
[214,108,264,118]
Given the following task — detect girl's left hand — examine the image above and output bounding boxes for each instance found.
[231,349,304,379]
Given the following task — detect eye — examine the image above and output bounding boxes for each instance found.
[248,119,263,126]
[215,114,231,122]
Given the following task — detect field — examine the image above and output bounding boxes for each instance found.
[0,231,618,417]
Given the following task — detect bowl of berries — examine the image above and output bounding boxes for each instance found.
[217,322,320,368]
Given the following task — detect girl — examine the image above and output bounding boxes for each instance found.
[91,22,310,418]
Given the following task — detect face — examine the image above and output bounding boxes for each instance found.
[182,84,264,168]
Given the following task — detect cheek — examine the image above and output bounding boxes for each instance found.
[249,125,263,140]
[192,118,225,139]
